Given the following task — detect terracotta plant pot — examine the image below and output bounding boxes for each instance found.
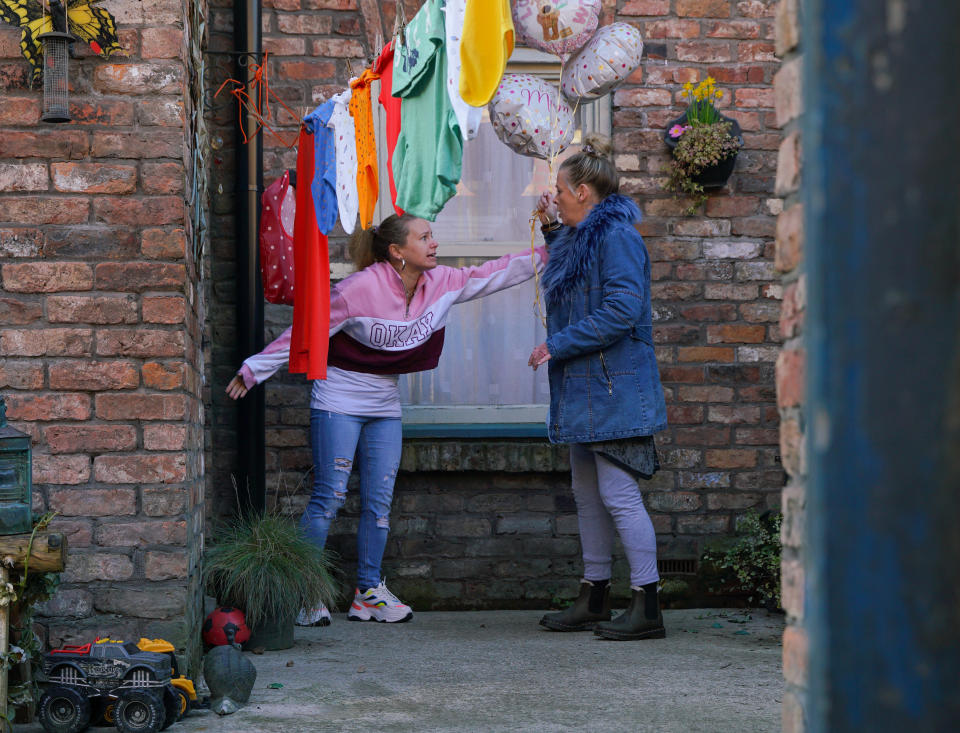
[663,110,743,190]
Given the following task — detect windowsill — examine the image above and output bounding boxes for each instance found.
[402,422,547,439]
[401,404,548,438]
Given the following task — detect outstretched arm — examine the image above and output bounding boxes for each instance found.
[449,245,549,304]
[224,326,292,400]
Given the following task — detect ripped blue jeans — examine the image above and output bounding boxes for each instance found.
[304,409,402,591]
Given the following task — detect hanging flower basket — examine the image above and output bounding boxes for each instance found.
[663,110,743,190]
[661,79,745,215]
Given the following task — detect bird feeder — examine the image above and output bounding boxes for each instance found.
[0,397,32,535]
[38,29,73,123]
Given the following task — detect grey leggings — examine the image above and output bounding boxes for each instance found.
[570,444,660,587]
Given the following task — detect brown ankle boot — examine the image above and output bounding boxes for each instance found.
[539,580,611,631]
[593,586,666,640]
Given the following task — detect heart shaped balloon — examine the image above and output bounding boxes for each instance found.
[561,22,644,103]
[488,73,575,160]
[511,0,601,60]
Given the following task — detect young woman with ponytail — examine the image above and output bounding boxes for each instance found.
[530,134,669,641]
[227,213,546,625]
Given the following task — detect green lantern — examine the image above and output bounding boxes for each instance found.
[0,396,32,535]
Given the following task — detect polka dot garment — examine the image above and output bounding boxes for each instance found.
[349,69,380,230]
[259,170,296,305]
[328,89,359,235]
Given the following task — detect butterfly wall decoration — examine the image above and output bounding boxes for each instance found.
[0,0,123,85]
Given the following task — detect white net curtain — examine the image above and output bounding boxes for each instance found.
[400,110,583,409]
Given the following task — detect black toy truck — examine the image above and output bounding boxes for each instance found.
[38,639,181,733]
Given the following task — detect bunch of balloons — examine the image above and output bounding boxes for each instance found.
[488,0,645,160]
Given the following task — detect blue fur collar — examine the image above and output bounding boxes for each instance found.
[542,194,642,305]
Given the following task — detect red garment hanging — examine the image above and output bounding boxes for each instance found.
[259,171,296,305]
[290,127,330,380]
[373,40,404,216]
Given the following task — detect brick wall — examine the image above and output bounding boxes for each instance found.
[205,0,784,607]
[773,0,805,730]
[0,0,204,655]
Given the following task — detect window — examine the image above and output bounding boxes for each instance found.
[372,48,611,435]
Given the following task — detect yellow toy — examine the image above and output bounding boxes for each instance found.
[93,637,199,723]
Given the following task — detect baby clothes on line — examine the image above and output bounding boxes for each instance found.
[259,171,296,305]
[290,125,330,380]
[328,89,359,235]
[443,0,483,141]
[392,0,463,221]
[350,68,380,230]
[373,40,404,216]
[302,101,338,235]
[459,0,514,106]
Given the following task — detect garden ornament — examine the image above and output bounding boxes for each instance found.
[202,605,252,647]
[0,0,122,85]
[203,643,257,715]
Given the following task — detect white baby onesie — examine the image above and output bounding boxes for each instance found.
[443,0,483,141]
[328,88,359,234]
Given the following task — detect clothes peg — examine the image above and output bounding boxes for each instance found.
[393,2,407,46]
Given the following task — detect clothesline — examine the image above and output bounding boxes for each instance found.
[223,0,515,231]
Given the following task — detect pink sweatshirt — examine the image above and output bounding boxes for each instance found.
[240,247,547,388]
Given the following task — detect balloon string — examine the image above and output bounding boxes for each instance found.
[528,55,583,332]
[526,55,568,331]
[528,211,547,330]
[548,56,565,184]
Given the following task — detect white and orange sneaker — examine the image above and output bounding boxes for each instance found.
[347,580,413,623]
[296,605,332,627]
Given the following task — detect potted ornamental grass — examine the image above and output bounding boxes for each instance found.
[663,77,743,214]
[203,482,338,651]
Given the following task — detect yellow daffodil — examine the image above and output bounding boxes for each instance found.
[682,77,727,126]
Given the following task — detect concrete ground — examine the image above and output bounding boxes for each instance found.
[16,608,783,733]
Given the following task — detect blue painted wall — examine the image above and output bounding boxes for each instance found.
[805,1,960,729]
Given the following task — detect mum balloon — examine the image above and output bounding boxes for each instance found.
[488,74,575,159]
[511,0,601,59]
[561,22,644,103]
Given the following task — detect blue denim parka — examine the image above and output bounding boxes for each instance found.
[542,194,667,444]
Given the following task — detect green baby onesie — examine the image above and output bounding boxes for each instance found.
[392,0,463,221]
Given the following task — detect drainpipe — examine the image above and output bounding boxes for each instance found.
[233,0,265,516]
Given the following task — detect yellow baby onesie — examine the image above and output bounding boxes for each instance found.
[458,0,514,107]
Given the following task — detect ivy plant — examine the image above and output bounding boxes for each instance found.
[701,510,782,610]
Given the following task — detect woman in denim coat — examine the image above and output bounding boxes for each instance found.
[530,135,668,641]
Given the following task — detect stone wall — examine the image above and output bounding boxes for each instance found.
[0,0,204,656]
[773,0,805,730]
[204,0,785,607]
